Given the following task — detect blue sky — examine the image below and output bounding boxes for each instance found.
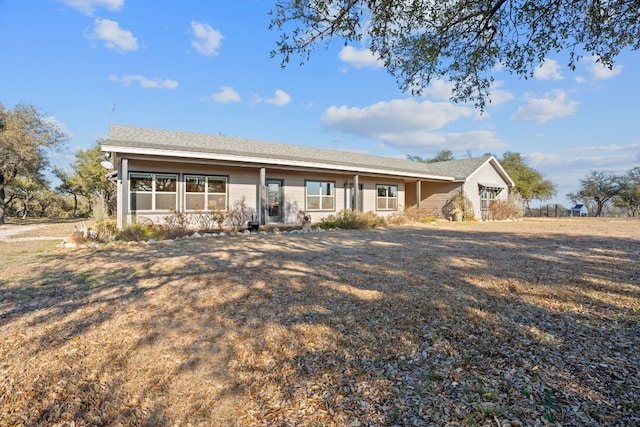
[1,0,639,208]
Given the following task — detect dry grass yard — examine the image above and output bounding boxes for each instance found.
[1,218,639,426]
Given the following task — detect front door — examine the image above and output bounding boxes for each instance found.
[266,179,283,223]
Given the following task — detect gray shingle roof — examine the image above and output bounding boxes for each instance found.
[105,124,491,180]
[417,155,493,179]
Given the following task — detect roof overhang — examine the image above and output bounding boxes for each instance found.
[478,182,505,191]
[464,157,516,187]
[101,144,457,182]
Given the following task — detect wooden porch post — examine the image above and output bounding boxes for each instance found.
[416,179,421,220]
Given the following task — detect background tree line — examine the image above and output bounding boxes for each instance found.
[2,101,637,224]
[409,150,640,218]
[568,169,640,217]
[0,102,114,226]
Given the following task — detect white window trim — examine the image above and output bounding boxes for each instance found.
[184,175,228,212]
[480,188,499,211]
[376,184,398,211]
[305,180,336,211]
[129,172,178,212]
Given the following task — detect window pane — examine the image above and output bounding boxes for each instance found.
[307,181,320,196]
[377,186,387,197]
[307,195,320,210]
[186,176,205,193]
[156,175,177,192]
[321,182,334,196]
[186,194,205,210]
[321,196,334,210]
[208,178,226,193]
[377,198,386,210]
[388,198,397,210]
[207,194,226,210]
[156,193,176,210]
[130,174,152,192]
[131,193,152,211]
[389,186,398,197]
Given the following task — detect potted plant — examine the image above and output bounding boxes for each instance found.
[450,190,466,222]
[452,208,463,222]
[299,211,312,231]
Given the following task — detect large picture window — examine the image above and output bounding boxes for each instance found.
[130,173,177,211]
[185,175,227,211]
[306,181,335,211]
[376,184,398,210]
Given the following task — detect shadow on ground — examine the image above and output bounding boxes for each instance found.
[1,222,639,425]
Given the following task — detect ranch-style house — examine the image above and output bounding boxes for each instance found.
[102,124,515,229]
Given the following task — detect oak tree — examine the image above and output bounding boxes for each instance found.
[567,170,620,217]
[500,151,556,212]
[270,0,639,108]
[0,103,68,225]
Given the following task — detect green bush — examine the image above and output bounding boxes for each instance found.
[95,219,118,240]
[117,222,160,242]
[317,210,386,229]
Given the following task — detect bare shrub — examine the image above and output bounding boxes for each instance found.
[385,212,409,226]
[161,209,191,239]
[194,210,226,232]
[488,197,522,220]
[227,197,252,230]
[94,219,118,240]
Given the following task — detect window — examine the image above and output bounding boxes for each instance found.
[376,184,398,210]
[130,173,177,211]
[306,181,335,211]
[185,175,227,211]
[480,188,499,211]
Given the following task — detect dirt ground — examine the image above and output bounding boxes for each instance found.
[0,218,639,426]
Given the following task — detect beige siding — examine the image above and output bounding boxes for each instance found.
[120,160,407,227]
[407,182,462,218]
[464,163,510,219]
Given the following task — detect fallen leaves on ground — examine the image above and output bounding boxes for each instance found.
[1,218,639,426]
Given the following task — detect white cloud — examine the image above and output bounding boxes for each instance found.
[109,74,178,89]
[534,59,564,80]
[565,142,640,153]
[575,75,587,84]
[89,19,138,52]
[421,79,512,107]
[380,130,507,152]
[321,98,506,151]
[190,21,223,56]
[511,90,577,123]
[323,98,473,135]
[255,89,291,106]
[526,151,638,173]
[486,81,514,106]
[587,55,623,79]
[211,86,240,103]
[338,46,383,69]
[421,80,455,101]
[60,0,123,15]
